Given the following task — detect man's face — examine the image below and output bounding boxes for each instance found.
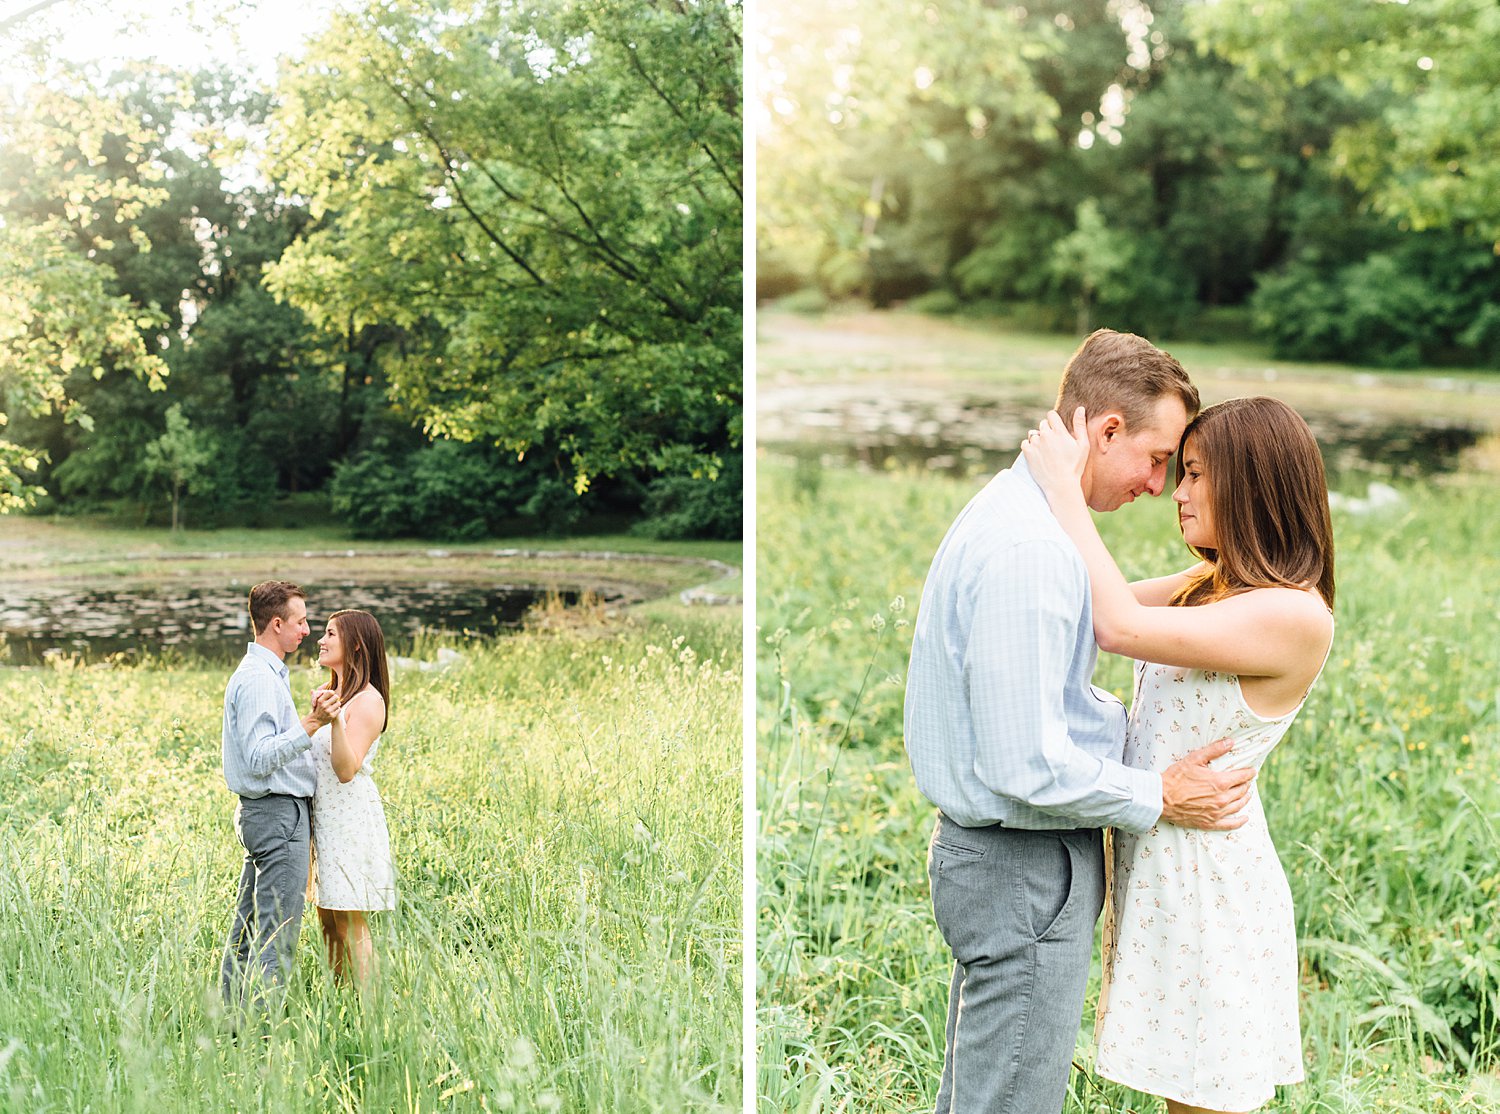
[1081,394,1190,512]
[267,597,310,656]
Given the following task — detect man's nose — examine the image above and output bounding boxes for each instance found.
[1146,468,1167,497]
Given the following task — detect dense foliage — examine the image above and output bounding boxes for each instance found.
[329,439,621,540]
[759,0,1500,367]
[266,0,742,505]
[0,0,742,539]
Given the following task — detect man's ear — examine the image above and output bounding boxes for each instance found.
[1096,412,1125,447]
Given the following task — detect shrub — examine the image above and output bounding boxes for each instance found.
[772,288,830,316]
[633,450,742,541]
[329,439,601,539]
[905,289,962,316]
[1176,305,1257,345]
[1252,234,1500,367]
[1252,261,1349,362]
[755,249,810,302]
[177,446,279,527]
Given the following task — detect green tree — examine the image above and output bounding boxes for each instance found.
[757,0,1060,299]
[1049,199,1132,335]
[265,0,742,502]
[0,69,169,510]
[3,62,358,514]
[141,402,212,530]
[1195,0,1500,248]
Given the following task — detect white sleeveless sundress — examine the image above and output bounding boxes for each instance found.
[310,717,396,911]
[1095,650,1329,1110]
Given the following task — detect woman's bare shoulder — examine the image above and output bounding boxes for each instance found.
[345,685,386,721]
[1239,584,1334,636]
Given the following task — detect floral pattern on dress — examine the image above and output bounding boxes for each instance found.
[1094,660,1319,1110]
[310,721,397,911]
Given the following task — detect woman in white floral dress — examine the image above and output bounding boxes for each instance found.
[1024,397,1336,1114]
[308,608,396,988]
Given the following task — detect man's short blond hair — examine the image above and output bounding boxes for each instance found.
[1055,329,1200,431]
[248,580,305,636]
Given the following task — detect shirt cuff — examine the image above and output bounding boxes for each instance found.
[273,724,315,762]
[1112,764,1163,834]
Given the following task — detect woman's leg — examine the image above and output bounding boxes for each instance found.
[318,907,348,979]
[1166,1100,1253,1114]
[345,911,377,988]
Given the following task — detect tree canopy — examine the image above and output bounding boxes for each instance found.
[759,0,1500,368]
[1195,0,1500,247]
[0,68,169,508]
[0,0,743,538]
[266,0,742,496]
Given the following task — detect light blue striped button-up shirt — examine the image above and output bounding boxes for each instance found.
[222,643,316,799]
[904,456,1162,833]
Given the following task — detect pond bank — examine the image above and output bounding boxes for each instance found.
[758,310,1500,481]
[0,526,741,664]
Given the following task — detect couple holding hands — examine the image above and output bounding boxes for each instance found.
[218,581,397,1017]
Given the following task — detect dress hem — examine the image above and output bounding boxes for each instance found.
[1094,1059,1302,1111]
[313,902,396,912]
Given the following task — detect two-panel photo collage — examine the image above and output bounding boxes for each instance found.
[2,1,1497,1111]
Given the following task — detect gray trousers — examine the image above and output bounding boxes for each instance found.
[927,814,1105,1114]
[220,794,311,1015]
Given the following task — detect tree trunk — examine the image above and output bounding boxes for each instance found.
[339,313,357,459]
[1076,284,1093,336]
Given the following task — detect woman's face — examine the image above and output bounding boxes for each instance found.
[1172,435,1217,549]
[316,619,346,671]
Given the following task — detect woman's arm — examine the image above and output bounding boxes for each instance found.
[1130,564,1209,607]
[330,688,385,783]
[1024,409,1329,678]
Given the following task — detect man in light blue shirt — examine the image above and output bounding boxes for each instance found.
[219,580,340,1019]
[905,330,1257,1114]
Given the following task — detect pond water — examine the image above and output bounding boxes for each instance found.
[758,385,1484,481]
[0,580,610,666]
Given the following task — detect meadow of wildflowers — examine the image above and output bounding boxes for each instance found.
[757,459,1500,1113]
[0,611,741,1112]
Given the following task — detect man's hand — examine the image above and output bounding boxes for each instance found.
[1160,738,1256,830]
[305,686,342,730]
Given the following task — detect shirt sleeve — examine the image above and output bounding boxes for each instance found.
[963,538,1162,831]
[230,672,313,778]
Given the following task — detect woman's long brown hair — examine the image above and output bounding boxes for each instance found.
[326,609,391,731]
[1171,397,1336,611]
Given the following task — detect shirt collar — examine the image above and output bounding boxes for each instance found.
[245,641,289,678]
[1008,452,1048,499]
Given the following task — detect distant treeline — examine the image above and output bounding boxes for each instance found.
[1,0,741,538]
[758,0,1500,370]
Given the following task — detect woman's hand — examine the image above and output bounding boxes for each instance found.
[301,686,341,736]
[1021,406,1089,508]
[309,686,342,726]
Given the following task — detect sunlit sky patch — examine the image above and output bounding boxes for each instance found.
[5,0,345,82]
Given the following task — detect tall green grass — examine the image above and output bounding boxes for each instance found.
[757,460,1500,1112]
[0,613,741,1112]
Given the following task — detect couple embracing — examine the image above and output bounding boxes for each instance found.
[906,330,1336,1114]
[219,581,397,1018]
